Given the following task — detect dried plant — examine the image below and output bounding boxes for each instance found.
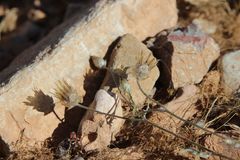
[88,51,237,159]
[53,80,82,109]
[131,51,158,80]
[8,141,53,160]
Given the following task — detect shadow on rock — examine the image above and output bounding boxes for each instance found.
[49,106,85,147]
[144,31,174,102]
[24,89,55,115]
[83,69,105,106]
[0,136,10,158]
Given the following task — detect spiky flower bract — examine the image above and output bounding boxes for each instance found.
[53,80,81,109]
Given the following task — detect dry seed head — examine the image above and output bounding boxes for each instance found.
[119,78,131,94]
[135,51,158,80]
[91,56,106,69]
[224,138,235,145]
[136,64,149,80]
[183,148,211,159]
[53,80,81,108]
[196,120,205,128]
[235,142,240,148]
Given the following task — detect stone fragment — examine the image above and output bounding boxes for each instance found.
[101,34,159,106]
[78,89,124,151]
[28,9,46,21]
[148,24,220,89]
[0,0,177,144]
[149,85,199,133]
[218,50,240,95]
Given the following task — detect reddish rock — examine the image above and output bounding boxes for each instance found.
[147,24,220,89]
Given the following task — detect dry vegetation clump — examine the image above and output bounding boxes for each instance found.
[197,69,240,132]
[88,122,188,160]
[7,141,53,160]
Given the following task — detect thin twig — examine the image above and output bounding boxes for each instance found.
[145,120,234,160]
[75,104,129,120]
[215,113,236,131]
[204,97,219,124]
[101,63,236,159]
[106,67,135,107]
[136,79,228,140]
[53,109,63,122]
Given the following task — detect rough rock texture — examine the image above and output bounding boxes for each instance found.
[219,50,240,95]
[101,34,159,106]
[147,24,220,89]
[78,89,124,151]
[0,0,177,144]
[149,85,199,133]
[204,134,240,160]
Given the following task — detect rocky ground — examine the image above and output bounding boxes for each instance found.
[0,0,240,160]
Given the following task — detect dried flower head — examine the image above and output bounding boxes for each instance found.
[119,78,131,94]
[134,51,158,80]
[224,138,240,148]
[196,120,205,128]
[183,148,212,159]
[91,56,107,69]
[224,138,235,145]
[234,142,240,148]
[53,80,81,109]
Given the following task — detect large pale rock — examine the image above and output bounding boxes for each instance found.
[147,24,220,89]
[0,0,177,144]
[149,85,199,133]
[101,34,159,106]
[219,50,240,95]
[78,89,124,151]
